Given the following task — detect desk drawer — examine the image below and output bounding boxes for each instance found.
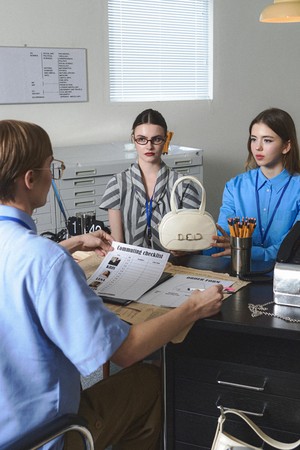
[174,358,300,399]
[175,377,300,433]
[173,410,300,450]
[59,175,111,189]
[59,185,105,201]
[170,328,300,372]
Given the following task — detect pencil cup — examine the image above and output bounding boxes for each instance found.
[230,236,252,277]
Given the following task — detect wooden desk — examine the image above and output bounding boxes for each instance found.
[164,256,300,450]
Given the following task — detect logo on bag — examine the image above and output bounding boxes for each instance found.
[178,233,202,241]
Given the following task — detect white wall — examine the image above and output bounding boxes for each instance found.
[1,0,300,219]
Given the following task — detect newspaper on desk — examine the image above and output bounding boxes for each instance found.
[78,245,249,343]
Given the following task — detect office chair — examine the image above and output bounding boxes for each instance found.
[2,413,94,450]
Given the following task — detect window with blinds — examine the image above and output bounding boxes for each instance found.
[108,0,213,102]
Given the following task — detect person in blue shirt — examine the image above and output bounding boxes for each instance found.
[0,119,223,450]
[209,108,300,262]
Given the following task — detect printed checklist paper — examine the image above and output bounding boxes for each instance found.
[87,242,235,307]
[87,242,170,301]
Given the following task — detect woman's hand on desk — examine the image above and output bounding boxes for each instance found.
[60,230,114,256]
[210,224,231,258]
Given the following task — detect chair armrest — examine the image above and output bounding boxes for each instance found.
[3,413,94,450]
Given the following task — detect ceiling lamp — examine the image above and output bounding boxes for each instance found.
[260,0,300,22]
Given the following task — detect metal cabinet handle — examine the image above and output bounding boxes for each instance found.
[217,372,266,392]
[75,169,97,176]
[74,179,95,186]
[217,379,265,391]
[176,168,191,174]
[74,200,96,207]
[74,190,95,197]
[217,404,265,418]
[174,159,192,166]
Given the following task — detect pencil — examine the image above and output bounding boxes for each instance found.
[227,217,256,238]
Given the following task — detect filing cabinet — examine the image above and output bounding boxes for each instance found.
[32,142,204,234]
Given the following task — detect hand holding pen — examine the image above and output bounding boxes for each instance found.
[188,286,235,294]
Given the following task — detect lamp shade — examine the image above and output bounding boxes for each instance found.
[260,0,300,22]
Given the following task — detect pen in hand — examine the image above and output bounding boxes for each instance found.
[187,287,235,293]
[187,287,205,292]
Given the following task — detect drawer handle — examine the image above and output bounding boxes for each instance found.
[217,405,265,418]
[75,169,97,176]
[176,169,191,174]
[75,200,96,207]
[217,372,266,392]
[74,190,95,197]
[74,179,95,186]
[174,159,192,166]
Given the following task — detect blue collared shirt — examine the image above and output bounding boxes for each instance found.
[0,205,130,449]
[217,168,300,261]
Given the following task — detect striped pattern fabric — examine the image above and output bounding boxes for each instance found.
[99,161,201,250]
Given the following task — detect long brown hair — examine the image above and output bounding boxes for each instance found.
[245,108,300,174]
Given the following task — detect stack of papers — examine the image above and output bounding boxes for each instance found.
[87,242,234,308]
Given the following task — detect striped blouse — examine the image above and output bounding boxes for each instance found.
[99,161,201,250]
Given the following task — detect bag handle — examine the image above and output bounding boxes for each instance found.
[170,175,206,214]
[221,409,300,450]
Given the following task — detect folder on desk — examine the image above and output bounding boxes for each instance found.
[102,272,173,306]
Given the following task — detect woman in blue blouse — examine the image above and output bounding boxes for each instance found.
[210,108,300,262]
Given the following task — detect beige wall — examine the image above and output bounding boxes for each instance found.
[0,0,300,219]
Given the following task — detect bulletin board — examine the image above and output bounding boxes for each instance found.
[0,46,88,104]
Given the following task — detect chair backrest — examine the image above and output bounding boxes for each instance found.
[2,414,94,450]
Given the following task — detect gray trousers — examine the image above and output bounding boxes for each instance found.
[64,363,162,450]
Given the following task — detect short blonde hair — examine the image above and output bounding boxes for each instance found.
[0,120,53,201]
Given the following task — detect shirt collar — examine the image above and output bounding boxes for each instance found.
[130,161,169,205]
[256,168,291,193]
[0,205,37,232]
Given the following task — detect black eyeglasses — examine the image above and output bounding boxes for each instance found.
[134,136,166,146]
[34,159,66,180]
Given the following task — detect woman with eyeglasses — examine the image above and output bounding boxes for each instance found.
[100,108,200,250]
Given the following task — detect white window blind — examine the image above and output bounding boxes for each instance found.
[108,0,213,102]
